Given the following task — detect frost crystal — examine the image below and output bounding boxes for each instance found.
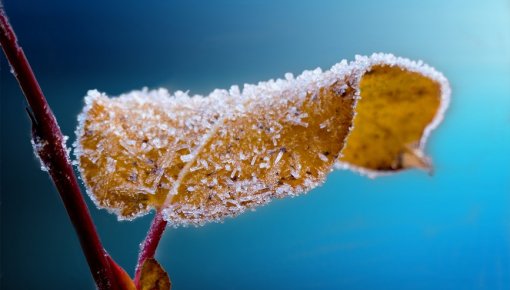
[31,136,49,172]
[180,154,194,162]
[318,153,329,162]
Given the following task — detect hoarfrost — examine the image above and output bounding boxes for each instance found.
[31,136,49,172]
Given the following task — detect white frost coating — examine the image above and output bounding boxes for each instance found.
[74,53,450,225]
[32,135,70,172]
[74,90,150,220]
[62,135,71,162]
[334,53,451,178]
[74,86,239,220]
[31,136,49,172]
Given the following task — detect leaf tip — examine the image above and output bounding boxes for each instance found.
[401,145,433,174]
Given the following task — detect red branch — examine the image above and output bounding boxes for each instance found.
[134,211,168,287]
[0,6,119,290]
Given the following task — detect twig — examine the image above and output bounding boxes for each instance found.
[0,5,119,290]
[134,211,168,287]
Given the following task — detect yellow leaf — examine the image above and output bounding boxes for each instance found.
[139,258,171,290]
[75,53,450,225]
[337,58,449,177]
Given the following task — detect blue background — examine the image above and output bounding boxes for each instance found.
[1,0,509,289]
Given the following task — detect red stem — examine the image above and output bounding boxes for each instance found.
[0,6,119,290]
[134,211,168,287]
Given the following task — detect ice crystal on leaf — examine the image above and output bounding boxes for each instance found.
[74,53,450,226]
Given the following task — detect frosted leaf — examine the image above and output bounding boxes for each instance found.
[75,53,450,225]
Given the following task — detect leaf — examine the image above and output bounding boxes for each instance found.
[337,58,450,176]
[74,53,450,225]
[139,258,171,290]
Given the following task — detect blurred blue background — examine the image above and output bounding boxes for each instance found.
[1,0,509,289]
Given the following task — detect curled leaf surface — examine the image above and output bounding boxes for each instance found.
[75,53,450,226]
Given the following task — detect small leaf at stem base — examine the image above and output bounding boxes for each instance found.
[139,258,171,290]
